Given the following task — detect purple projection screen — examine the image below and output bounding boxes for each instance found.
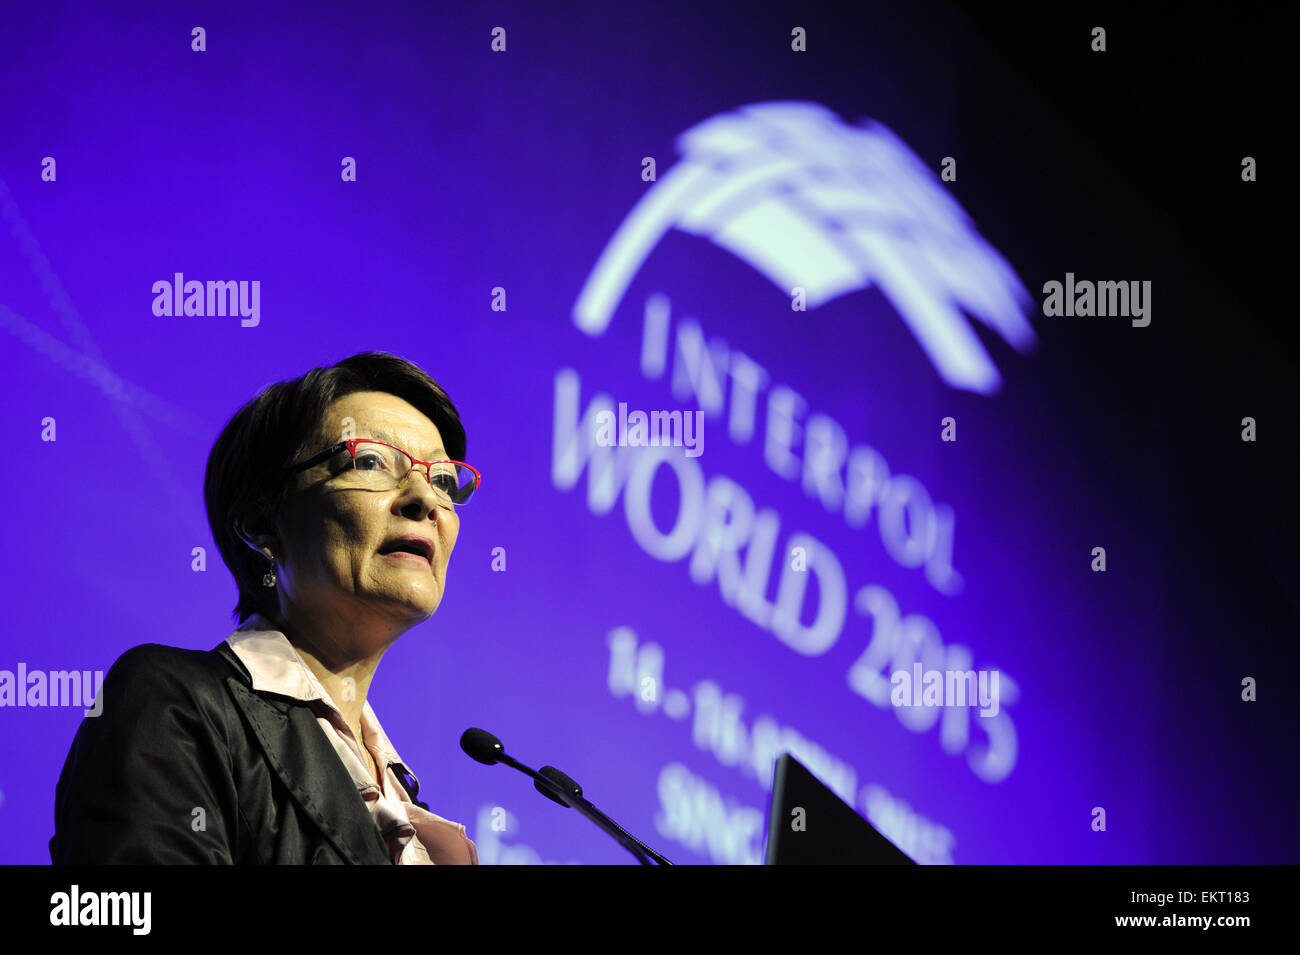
[1,2,1294,866]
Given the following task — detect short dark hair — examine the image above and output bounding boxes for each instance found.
[204,350,467,625]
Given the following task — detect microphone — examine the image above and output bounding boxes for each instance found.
[461,727,506,765]
[535,766,673,865]
[459,727,666,865]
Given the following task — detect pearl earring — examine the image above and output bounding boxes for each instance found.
[262,555,277,588]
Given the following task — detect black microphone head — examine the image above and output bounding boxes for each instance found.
[534,766,578,808]
[540,765,583,800]
[460,727,505,765]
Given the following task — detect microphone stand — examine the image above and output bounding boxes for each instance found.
[498,754,654,865]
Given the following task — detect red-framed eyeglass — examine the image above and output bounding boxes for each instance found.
[286,439,482,505]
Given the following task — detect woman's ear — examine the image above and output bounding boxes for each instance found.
[235,517,278,561]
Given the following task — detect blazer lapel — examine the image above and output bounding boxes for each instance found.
[216,644,392,864]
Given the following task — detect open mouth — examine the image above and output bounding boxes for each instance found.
[377,539,433,564]
[379,550,430,565]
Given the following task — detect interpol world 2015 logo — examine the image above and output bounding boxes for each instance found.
[554,101,1031,792]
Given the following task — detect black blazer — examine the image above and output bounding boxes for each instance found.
[50,640,430,864]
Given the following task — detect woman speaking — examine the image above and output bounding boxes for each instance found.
[50,351,482,864]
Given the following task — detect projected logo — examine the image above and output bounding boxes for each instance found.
[574,101,1037,394]
[556,101,1032,864]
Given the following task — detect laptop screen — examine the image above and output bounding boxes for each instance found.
[765,753,917,865]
